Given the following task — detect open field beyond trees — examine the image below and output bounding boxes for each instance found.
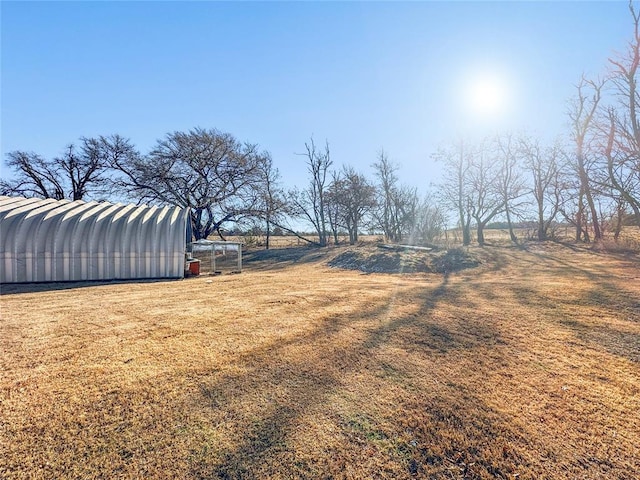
[1,242,639,479]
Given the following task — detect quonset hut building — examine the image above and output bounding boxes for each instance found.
[0,196,190,283]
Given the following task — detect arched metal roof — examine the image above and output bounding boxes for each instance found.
[0,196,189,283]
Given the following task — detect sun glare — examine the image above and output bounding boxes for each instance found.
[465,72,510,119]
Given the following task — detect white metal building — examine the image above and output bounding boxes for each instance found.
[0,196,190,283]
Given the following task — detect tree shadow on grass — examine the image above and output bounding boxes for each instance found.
[360,273,492,354]
[188,273,517,479]
[6,244,638,479]
[495,245,640,364]
[0,277,177,296]
[559,318,640,364]
[519,242,639,280]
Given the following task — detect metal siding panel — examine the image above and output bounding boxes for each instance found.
[174,207,189,278]
[90,204,125,280]
[174,207,187,278]
[6,201,63,282]
[71,203,111,280]
[1,196,188,283]
[147,205,165,277]
[26,200,81,282]
[57,201,100,281]
[103,209,123,279]
[44,202,73,281]
[150,206,162,277]
[158,207,168,277]
[0,209,25,283]
[127,205,145,278]
[98,204,133,280]
[21,213,46,282]
[168,206,185,277]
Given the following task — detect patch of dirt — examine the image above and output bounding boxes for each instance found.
[328,245,480,274]
[244,246,320,263]
[242,246,328,271]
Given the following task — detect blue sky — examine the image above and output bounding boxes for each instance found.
[0,1,632,190]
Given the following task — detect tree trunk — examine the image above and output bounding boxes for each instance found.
[459,206,471,246]
[614,202,624,241]
[583,175,602,242]
[537,197,547,241]
[265,218,271,250]
[505,205,518,243]
[318,216,327,246]
[477,222,485,246]
[575,191,585,242]
[462,218,471,246]
[191,210,205,240]
[571,77,603,243]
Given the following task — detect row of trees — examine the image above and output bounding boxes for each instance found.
[0,127,448,247]
[1,129,275,241]
[434,2,639,246]
[1,122,636,248]
[281,1,639,248]
[570,3,640,241]
[2,3,638,248]
[288,140,447,247]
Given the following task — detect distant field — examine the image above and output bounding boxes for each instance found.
[223,233,385,248]
[228,226,640,250]
[1,242,639,479]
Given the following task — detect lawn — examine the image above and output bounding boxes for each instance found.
[1,242,639,479]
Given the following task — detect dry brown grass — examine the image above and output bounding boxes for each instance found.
[1,242,639,479]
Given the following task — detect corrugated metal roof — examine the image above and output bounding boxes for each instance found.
[0,196,189,283]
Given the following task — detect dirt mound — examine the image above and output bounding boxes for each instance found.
[244,247,317,263]
[328,246,480,274]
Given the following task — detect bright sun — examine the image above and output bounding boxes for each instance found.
[466,72,510,118]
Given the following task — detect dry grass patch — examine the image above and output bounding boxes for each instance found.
[1,243,639,479]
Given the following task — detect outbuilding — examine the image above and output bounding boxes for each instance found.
[0,195,190,283]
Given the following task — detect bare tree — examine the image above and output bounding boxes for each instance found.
[409,194,447,245]
[393,185,421,243]
[467,141,505,246]
[371,150,418,243]
[568,76,606,242]
[255,154,286,249]
[289,138,333,246]
[494,134,527,243]
[2,151,66,200]
[325,170,344,245]
[434,140,473,246]
[520,137,564,241]
[372,150,400,242]
[110,127,265,240]
[329,166,376,245]
[602,109,640,223]
[1,135,127,201]
[602,1,640,225]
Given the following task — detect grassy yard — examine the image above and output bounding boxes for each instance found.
[1,243,639,479]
